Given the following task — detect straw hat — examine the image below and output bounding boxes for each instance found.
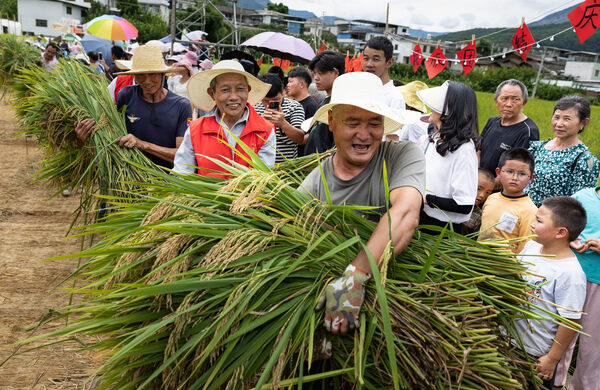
[301,72,410,135]
[416,80,449,114]
[396,81,429,113]
[186,60,270,111]
[115,59,132,70]
[115,45,177,75]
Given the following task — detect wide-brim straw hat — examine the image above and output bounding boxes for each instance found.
[301,72,410,136]
[115,45,177,75]
[416,80,449,114]
[396,81,430,113]
[186,59,270,111]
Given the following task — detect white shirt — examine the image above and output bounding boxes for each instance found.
[382,80,406,110]
[167,75,190,99]
[420,136,478,223]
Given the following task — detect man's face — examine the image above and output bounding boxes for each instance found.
[312,69,338,92]
[494,84,525,122]
[363,46,393,80]
[134,73,164,97]
[209,73,250,120]
[329,105,384,168]
[286,77,303,98]
[43,46,57,61]
[261,91,283,111]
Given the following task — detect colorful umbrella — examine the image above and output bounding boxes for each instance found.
[240,32,315,64]
[85,15,138,41]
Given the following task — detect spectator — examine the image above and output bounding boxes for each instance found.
[461,168,495,235]
[303,50,345,155]
[267,65,285,83]
[106,46,127,80]
[363,36,405,110]
[254,73,305,162]
[286,67,318,119]
[41,42,59,71]
[389,81,430,142]
[75,45,192,169]
[167,58,195,100]
[173,60,276,176]
[415,81,479,231]
[527,95,599,206]
[480,79,539,183]
[86,51,106,74]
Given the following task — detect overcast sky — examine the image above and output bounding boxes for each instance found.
[278,0,581,32]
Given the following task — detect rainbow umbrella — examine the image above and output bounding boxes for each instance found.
[85,15,138,41]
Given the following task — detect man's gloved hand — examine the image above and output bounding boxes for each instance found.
[316,264,370,334]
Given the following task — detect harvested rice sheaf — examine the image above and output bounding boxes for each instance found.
[14,157,565,390]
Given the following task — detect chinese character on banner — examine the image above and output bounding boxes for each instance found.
[568,0,600,44]
[317,43,327,53]
[352,53,363,72]
[457,41,477,76]
[281,59,290,71]
[424,47,447,79]
[410,44,424,73]
[257,55,263,67]
[273,57,281,67]
[511,21,535,63]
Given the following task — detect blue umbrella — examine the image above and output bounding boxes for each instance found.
[80,34,121,66]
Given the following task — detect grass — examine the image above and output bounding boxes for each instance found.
[476,91,599,157]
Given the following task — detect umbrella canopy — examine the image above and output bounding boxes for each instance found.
[85,15,138,41]
[241,32,315,65]
[62,32,80,42]
[181,31,208,41]
[80,34,115,66]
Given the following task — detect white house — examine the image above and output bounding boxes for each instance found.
[1,18,22,35]
[18,0,90,36]
[564,51,600,82]
[138,0,170,24]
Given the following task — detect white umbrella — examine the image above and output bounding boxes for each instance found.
[181,31,208,41]
[146,40,169,53]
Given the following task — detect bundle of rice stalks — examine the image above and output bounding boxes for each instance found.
[15,156,566,389]
[8,60,157,222]
[0,34,41,90]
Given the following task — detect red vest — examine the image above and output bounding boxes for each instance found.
[114,75,135,101]
[189,104,274,178]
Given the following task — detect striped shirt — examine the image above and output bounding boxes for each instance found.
[254,98,305,163]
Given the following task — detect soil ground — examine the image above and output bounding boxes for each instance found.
[0,96,100,389]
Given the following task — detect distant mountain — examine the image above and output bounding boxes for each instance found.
[409,28,444,39]
[530,5,576,26]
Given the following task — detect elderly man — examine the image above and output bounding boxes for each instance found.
[173,60,276,177]
[75,45,192,169]
[480,79,539,177]
[301,72,425,335]
[41,42,59,71]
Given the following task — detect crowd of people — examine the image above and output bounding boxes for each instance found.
[35,33,600,389]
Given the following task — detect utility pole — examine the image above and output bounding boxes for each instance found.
[531,47,546,99]
[170,0,176,55]
[232,0,238,47]
[385,3,389,37]
[202,1,206,32]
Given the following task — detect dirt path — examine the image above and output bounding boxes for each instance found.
[0,97,100,389]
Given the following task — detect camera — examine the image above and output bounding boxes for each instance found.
[268,101,280,110]
[98,52,103,59]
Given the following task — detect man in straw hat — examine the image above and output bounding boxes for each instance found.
[387,81,431,142]
[75,45,192,169]
[172,60,276,177]
[300,72,425,335]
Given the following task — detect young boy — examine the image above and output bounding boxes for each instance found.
[514,196,587,389]
[462,168,495,234]
[478,148,538,253]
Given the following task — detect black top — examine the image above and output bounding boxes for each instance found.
[479,116,539,173]
[303,97,334,156]
[298,96,318,119]
[426,194,473,214]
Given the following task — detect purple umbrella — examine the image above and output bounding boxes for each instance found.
[240,32,316,65]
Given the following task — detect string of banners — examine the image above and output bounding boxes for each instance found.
[408,0,600,79]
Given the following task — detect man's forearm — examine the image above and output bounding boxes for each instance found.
[279,121,306,145]
[139,141,178,163]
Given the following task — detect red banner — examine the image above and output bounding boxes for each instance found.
[457,41,477,76]
[511,22,535,63]
[317,43,327,53]
[345,55,351,73]
[273,57,281,67]
[409,44,424,73]
[569,0,600,44]
[424,47,447,79]
[257,55,263,67]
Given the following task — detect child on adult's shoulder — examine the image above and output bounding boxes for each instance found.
[478,148,537,253]
[514,196,587,389]
[551,186,600,389]
[462,168,495,235]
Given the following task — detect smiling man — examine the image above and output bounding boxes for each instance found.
[300,72,425,335]
[173,60,276,177]
[479,79,539,178]
[363,36,405,110]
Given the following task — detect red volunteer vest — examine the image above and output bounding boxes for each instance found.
[114,75,135,101]
[189,104,274,178]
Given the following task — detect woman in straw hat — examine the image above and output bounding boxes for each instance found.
[416,80,479,232]
[172,60,276,177]
[75,45,192,169]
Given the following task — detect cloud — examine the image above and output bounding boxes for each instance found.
[461,13,476,23]
[440,17,461,29]
[410,13,434,28]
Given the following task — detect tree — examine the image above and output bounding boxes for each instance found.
[83,1,111,24]
[267,3,288,14]
[113,0,168,42]
[176,5,232,43]
[0,0,17,20]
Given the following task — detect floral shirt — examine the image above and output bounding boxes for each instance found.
[527,140,599,206]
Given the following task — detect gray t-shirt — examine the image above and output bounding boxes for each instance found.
[299,141,426,221]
